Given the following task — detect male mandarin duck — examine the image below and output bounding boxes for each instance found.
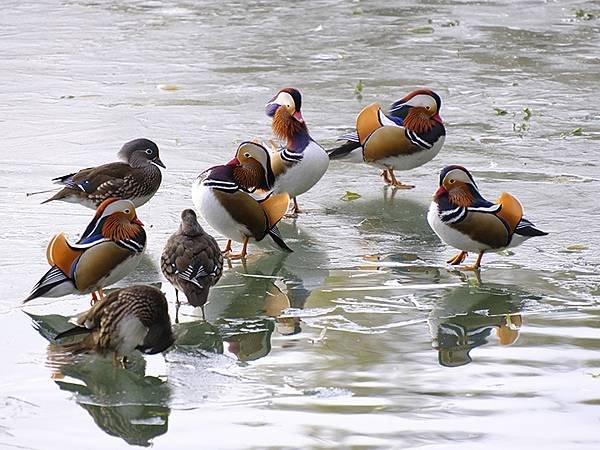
[161,209,224,316]
[265,87,329,215]
[328,89,445,188]
[43,138,165,209]
[25,198,146,303]
[191,142,292,259]
[427,165,548,271]
[54,284,174,366]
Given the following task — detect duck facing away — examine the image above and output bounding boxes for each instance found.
[329,89,445,189]
[192,141,292,259]
[161,209,224,318]
[43,138,165,209]
[427,165,548,271]
[265,87,329,215]
[54,284,174,367]
[25,198,146,303]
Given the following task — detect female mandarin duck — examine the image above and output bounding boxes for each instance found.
[427,165,547,271]
[191,142,292,259]
[329,89,445,188]
[265,87,329,215]
[43,138,165,209]
[161,209,224,317]
[25,198,146,303]
[54,284,174,366]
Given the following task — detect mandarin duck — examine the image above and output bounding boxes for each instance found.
[161,209,224,317]
[43,138,165,209]
[53,284,174,366]
[25,198,146,303]
[427,165,548,271]
[265,87,329,215]
[329,89,445,188]
[191,142,292,259]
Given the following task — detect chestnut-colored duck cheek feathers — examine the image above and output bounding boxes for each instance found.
[495,192,523,234]
[46,232,82,276]
[403,107,436,135]
[261,193,290,228]
[448,188,473,208]
[356,102,383,145]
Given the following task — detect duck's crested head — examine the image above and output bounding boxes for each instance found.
[391,89,441,114]
[265,87,303,122]
[96,198,143,225]
[439,165,477,188]
[118,138,166,169]
[234,141,275,189]
[434,165,479,207]
[390,89,443,128]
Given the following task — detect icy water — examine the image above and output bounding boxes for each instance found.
[1,0,600,448]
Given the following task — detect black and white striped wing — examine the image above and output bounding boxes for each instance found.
[175,262,210,288]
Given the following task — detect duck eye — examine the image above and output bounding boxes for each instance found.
[145,148,153,155]
[449,179,455,184]
[426,106,431,110]
[244,152,251,158]
[124,209,130,214]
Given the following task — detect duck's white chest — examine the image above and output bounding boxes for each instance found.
[191,181,249,243]
[427,202,488,253]
[273,141,329,197]
[114,314,148,355]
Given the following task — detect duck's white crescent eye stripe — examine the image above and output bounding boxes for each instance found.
[275,91,294,107]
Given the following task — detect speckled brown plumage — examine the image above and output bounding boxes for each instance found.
[43,138,165,209]
[161,209,224,308]
[55,285,174,359]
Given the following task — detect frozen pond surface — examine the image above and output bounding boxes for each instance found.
[1,0,599,448]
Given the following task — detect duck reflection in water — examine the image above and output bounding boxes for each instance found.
[174,252,313,361]
[173,316,275,362]
[433,314,522,367]
[47,349,171,447]
[428,283,525,367]
[25,309,171,447]
[222,319,275,362]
